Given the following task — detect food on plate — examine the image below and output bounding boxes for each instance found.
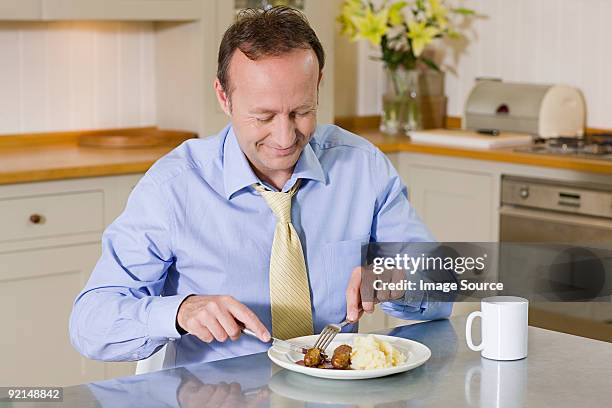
[350,335,407,370]
[331,344,352,369]
[298,336,406,370]
[303,347,325,367]
[300,344,349,369]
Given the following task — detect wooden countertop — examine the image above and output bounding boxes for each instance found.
[0,127,196,185]
[1,126,611,186]
[357,128,612,175]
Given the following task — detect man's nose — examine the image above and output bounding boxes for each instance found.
[273,114,296,148]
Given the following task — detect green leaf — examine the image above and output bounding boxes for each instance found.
[421,57,440,72]
[447,29,461,39]
[452,7,476,15]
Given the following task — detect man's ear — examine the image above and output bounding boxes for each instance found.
[316,71,323,105]
[214,78,231,116]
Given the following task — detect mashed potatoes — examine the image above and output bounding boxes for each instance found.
[350,335,407,370]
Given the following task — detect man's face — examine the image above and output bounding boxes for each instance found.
[215,48,320,181]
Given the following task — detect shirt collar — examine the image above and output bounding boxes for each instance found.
[222,125,327,200]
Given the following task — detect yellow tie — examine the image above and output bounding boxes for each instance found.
[253,179,314,340]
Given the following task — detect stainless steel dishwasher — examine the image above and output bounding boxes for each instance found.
[500,176,612,341]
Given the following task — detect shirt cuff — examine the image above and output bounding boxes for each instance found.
[147,294,193,340]
[391,287,426,310]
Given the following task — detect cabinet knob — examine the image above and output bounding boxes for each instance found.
[519,186,529,199]
[29,214,43,224]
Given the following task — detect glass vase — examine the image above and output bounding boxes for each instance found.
[380,67,422,135]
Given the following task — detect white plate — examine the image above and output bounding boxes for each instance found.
[267,333,431,380]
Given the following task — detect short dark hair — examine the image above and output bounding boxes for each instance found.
[217,6,325,97]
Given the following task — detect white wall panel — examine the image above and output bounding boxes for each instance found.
[45,22,72,132]
[21,24,47,133]
[580,0,605,126]
[0,24,21,134]
[118,23,143,127]
[517,0,538,82]
[476,0,500,79]
[0,21,156,135]
[70,22,95,130]
[93,22,120,129]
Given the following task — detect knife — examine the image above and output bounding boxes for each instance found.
[241,327,309,354]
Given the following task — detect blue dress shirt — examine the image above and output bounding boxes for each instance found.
[69,124,451,367]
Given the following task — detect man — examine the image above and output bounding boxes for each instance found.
[70,6,450,367]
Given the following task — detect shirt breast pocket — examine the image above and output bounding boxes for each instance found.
[321,235,370,322]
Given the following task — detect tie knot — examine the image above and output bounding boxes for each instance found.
[253,180,301,224]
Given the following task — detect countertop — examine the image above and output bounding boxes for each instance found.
[1,127,611,186]
[357,128,612,175]
[0,128,196,185]
[55,316,612,407]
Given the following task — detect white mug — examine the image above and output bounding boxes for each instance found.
[465,296,528,360]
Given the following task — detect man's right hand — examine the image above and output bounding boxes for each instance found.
[176,295,271,343]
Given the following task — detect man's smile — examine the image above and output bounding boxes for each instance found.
[262,141,300,157]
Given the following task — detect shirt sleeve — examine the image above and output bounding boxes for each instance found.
[370,150,453,321]
[69,176,190,362]
[370,151,435,243]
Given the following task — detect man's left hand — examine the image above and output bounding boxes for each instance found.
[345,265,406,322]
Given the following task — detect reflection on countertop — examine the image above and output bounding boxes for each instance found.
[58,316,612,407]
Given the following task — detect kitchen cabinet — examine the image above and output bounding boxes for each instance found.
[0,0,41,20]
[0,244,105,386]
[357,151,493,331]
[396,153,497,319]
[392,150,612,321]
[399,159,496,242]
[0,174,143,386]
[357,307,389,333]
[41,0,202,21]
[0,0,201,21]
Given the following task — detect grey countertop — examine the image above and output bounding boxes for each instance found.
[38,316,612,407]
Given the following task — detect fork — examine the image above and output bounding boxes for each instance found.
[312,318,351,353]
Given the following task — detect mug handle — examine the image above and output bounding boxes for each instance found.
[465,311,484,351]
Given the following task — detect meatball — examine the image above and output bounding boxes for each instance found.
[331,344,352,369]
[304,348,324,367]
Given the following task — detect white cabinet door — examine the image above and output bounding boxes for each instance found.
[398,155,494,318]
[302,0,335,125]
[0,174,143,385]
[357,307,389,333]
[103,173,143,224]
[0,0,41,20]
[400,161,495,242]
[0,243,105,386]
[42,0,201,21]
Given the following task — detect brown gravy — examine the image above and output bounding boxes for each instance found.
[296,360,351,370]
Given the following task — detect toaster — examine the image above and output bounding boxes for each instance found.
[464,79,586,138]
